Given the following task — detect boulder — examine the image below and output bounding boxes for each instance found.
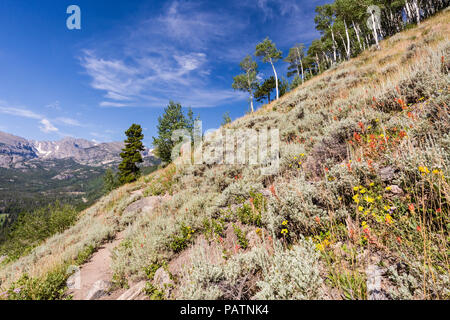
[117,281,146,300]
[379,166,396,182]
[366,264,389,300]
[153,267,175,299]
[85,280,111,300]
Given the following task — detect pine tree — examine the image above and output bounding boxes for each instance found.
[103,168,119,192]
[152,101,187,163]
[118,124,145,184]
[254,76,276,104]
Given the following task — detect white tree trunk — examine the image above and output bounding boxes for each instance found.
[331,28,337,63]
[405,2,412,23]
[316,53,321,73]
[247,73,254,112]
[353,21,363,51]
[296,47,304,84]
[371,12,380,50]
[344,20,351,60]
[300,59,304,84]
[413,0,421,25]
[270,59,279,100]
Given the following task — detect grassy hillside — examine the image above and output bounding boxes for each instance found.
[0,10,449,300]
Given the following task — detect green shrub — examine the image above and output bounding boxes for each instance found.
[6,267,70,300]
[169,224,195,253]
[232,224,248,249]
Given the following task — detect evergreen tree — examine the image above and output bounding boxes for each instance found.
[254,76,276,104]
[103,168,119,192]
[152,101,187,163]
[118,124,145,184]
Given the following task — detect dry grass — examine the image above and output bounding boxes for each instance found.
[1,10,449,300]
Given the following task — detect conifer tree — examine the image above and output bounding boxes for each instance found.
[152,101,187,163]
[118,124,145,184]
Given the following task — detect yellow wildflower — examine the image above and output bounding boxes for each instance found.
[385,214,393,224]
[364,196,375,203]
[418,166,430,174]
[282,220,288,226]
[358,206,364,212]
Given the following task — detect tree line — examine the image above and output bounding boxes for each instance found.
[233,0,449,111]
[110,0,449,187]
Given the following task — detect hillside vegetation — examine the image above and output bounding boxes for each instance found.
[1,10,449,300]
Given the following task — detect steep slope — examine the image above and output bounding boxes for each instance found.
[0,10,448,300]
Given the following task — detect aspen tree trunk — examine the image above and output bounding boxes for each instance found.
[331,28,337,63]
[300,59,304,84]
[316,53,321,73]
[413,0,421,25]
[344,20,351,60]
[269,58,279,100]
[247,73,254,112]
[295,47,301,78]
[322,51,330,68]
[405,1,412,23]
[296,47,304,84]
[371,11,380,50]
[339,33,348,58]
[353,21,363,51]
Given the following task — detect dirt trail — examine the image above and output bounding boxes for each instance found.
[69,231,125,300]
[68,195,167,300]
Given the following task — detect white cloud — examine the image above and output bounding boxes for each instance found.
[55,117,82,127]
[39,119,58,133]
[79,1,249,109]
[0,105,41,119]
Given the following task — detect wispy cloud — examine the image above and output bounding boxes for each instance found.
[39,119,58,133]
[0,105,41,119]
[79,0,249,109]
[55,117,82,127]
[0,101,83,134]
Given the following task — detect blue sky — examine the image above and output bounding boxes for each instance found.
[0,0,329,147]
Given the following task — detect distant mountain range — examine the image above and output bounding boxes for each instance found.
[0,131,157,168]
